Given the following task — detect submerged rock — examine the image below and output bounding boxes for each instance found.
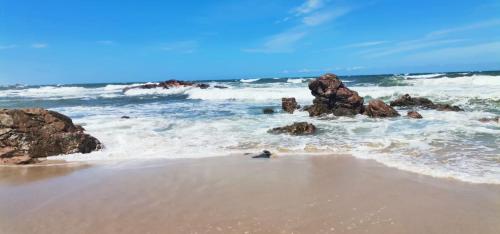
[214,85,228,89]
[390,94,463,111]
[123,79,210,92]
[262,108,275,114]
[307,73,364,117]
[407,111,423,119]
[478,116,499,123]
[365,99,400,118]
[251,150,273,159]
[268,122,316,135]
[0,108,102,165]
[121,116,131,119]
[282,98,299,114]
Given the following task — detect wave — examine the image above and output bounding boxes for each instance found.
[403,73,445,79]
[240,78,260,83]
[287,78,305,83]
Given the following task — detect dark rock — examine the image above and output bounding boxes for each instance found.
[365,99,400,118]
[123,79,211,92]
[252,150,272,159]
[121,116,131,119]
[407,111,423,119]
[0,108,103,165]
[262,108,275,114]
[307,73,364,117]
[390,94,463,111]
[268,122,316,135]
[214,85,228,89]
[478,117,499,123]
[282,97,299,114]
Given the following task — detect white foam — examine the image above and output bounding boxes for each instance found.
[240,78,260,83]
[287,78,305,83]
[404,73,445,79]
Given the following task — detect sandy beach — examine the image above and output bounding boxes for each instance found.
[1,155,499,234]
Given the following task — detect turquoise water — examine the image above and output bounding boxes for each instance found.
[1,71,499,183]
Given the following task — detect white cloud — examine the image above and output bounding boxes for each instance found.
[0,44,17,50]
[405,41,500,62]
[302,7,350,26]
[31,43,48,49]
[361,39,464,58]
[292,0,325,16]
[427,19,500,38]
[342,41,389,49]
[161,40,198,53]
[243,31,307,53]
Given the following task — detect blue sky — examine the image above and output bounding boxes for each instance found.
[1,0,500,85]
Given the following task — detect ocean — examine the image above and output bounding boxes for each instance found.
[1,71,499,184]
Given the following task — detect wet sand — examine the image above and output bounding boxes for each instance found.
[1,155,499,234]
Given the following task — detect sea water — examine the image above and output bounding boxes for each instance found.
[1,71,499,184]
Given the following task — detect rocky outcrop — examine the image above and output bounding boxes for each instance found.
[407,111,423,119]
[251,150,273,159]
[262,108,275,114]
[123,80,210,92]
[0,108,102,165]
[268,122,316,135]
[478,117,499,123]
[307,74,364,117]
[365,99,400,118]
[282,98,299,114]
[390,94,463,111]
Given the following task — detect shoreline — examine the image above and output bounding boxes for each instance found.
[1,155,499,233]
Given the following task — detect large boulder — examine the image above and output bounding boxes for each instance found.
[307,74,364,117]
[0,108,102,165]
[365,99,400,118]
[390,94,463,111]
[282,98,299,114]
[268,122,316,135]
[123,79,210,92]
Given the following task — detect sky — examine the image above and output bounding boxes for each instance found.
[1,0,500,85]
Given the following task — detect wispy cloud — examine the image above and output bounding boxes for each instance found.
[245,0,352,53]
[361,39,465,58]
[96,40,115,45]
[291,0,325,16]
[302,7,351,26]
[243,31,307,53]
[341,41,389,49]
[0,44,17,50]
[161,40,198,53]
[31,43,48,49]
[426,19,500,38]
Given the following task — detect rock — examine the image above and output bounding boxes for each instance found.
[282,98,299,114]
[121,116,131,119]
[390,94,463,111]
[365,99,400,118]
[123,79,211,92]
[407,111,423,119]
[268,122,316,135]
[214,85,228,89]
[0,108,103,165]
[307,73,364,117]
[478,117,499,123]
[262,108,275,114]
[252,150,272,159]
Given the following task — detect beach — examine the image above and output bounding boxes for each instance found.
[1,155,499,234]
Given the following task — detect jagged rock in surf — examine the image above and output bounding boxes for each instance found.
[307,73,364,117]
[0,108,102,165]
[282,98,300,114]
[262,108,275,114]
[365,99,400,118]
[478,116,499,123]
[390,94,463,111]
[268,122,316,135]
[123,79,210,92]
[251,150,273,159]
[407,111,423,119]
